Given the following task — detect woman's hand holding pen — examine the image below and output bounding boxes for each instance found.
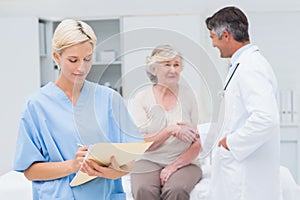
[72,144,88,173]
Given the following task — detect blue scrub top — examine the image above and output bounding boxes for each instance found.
[13,81,142,200]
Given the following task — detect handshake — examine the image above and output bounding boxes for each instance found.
[169,122,199,143]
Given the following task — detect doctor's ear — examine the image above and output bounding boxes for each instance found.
[222,30,230,39]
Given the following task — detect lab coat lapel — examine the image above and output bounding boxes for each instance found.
[224,45,259,89]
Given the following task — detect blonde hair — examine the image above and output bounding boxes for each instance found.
[52,19,97,56]
[146,44,183,83]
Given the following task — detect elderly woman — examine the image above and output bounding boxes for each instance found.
[128,44,203,200]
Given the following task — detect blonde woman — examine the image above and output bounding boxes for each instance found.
[128,45,203,200]
[13,19,141,199]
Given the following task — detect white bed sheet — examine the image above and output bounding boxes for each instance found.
[1,165,299,200]
[0,171,32,199]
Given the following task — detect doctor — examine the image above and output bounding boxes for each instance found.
[205,6,281,200]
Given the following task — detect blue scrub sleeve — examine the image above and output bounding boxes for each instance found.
[14,103,47,172]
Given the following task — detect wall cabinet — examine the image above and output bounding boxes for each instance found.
[39,19,55,86]
[39,18,122,93]
[86,62,122,94]
[84,19,122,93]
[280,124,300,184]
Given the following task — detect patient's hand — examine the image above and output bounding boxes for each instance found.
[171,122,199,143]
[160,164,177,185]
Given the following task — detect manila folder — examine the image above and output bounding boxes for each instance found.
[70,142,152,187]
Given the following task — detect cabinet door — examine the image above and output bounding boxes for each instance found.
[121,15,219,121]
[85,19,122,92]
[0,17,40,175]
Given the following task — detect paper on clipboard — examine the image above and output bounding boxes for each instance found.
[70,142,152,187]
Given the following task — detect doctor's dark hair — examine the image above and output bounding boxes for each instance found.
[205,6,250,42]
[52,19,97,55]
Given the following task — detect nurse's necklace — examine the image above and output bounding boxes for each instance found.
[223,63,240,91]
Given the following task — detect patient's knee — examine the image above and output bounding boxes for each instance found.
[161,185,189,200]
[132,184,160,200]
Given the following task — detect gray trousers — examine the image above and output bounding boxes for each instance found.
[131,160,202,200]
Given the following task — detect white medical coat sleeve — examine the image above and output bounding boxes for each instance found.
[226,59,279,161]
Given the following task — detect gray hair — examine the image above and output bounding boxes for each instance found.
[205,6,249,42]
[146,44,183,83]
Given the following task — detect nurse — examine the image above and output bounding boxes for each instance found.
[13,19,141,200]
[205,6,281,200]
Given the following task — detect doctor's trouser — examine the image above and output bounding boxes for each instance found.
[131,160,202,200]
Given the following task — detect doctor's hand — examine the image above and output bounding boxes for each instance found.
[80,156,133,180]
[218,137,230,151]
[170,122,199,143]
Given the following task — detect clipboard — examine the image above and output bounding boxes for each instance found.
[70,142,152,186]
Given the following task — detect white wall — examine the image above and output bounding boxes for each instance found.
[248,11,300,123]
[0,17,40,175]
[0,0,300,19]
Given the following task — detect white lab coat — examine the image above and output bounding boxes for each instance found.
[207,45,281,200]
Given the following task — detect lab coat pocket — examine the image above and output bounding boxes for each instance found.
[219,145,234,160]
[218,146,236,173]
[218,147,243,199]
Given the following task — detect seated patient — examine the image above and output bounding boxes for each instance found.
[128,44,203,200]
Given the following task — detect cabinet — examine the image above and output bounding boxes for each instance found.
[280,124,300,184]
[39,18,122,93]
[39,19,56,86]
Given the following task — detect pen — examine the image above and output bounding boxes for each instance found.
[77,143,84,148]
